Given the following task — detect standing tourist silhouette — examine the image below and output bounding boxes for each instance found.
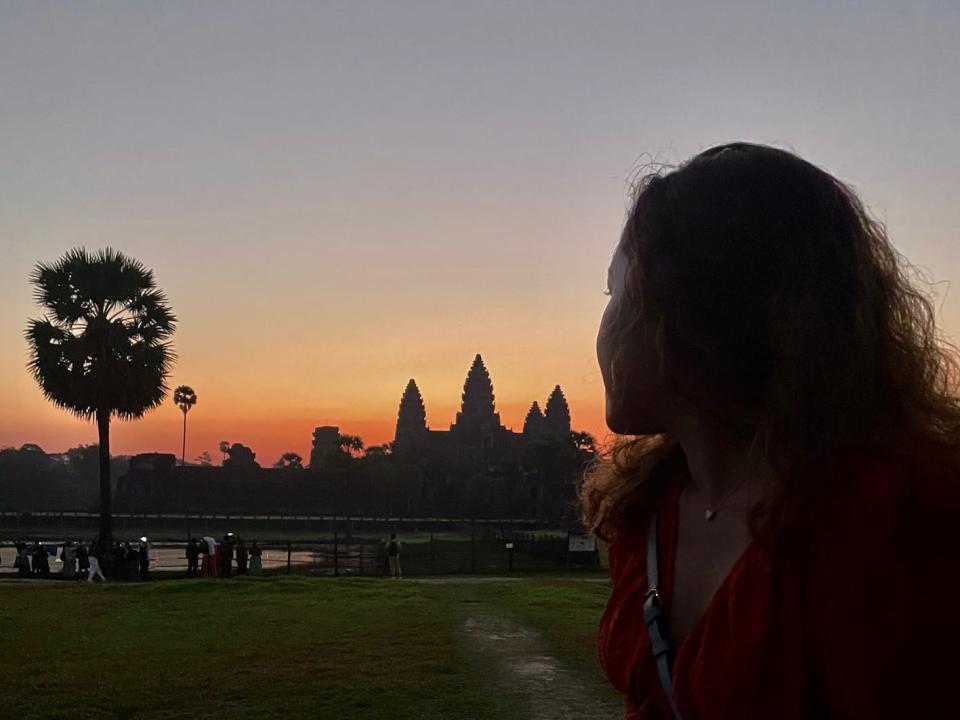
[235,538,248,576]
[219,534,234,579]
[201,536,218,578]
[86,539,106,583]
[582,142,960,719]
[186,536,200,579]
[60,541,77,580]
[75,541,89,580]
[386,533,402,579]
[248,541,262,576]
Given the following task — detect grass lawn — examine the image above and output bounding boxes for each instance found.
[0,576,619,720]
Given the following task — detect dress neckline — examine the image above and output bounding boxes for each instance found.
[660,467,760,664]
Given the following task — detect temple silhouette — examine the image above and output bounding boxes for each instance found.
[391,354,571,470]
[110,353,585,522]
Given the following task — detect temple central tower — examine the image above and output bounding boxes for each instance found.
[451,354,502,438]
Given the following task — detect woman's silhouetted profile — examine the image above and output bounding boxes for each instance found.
[582,142,960,719]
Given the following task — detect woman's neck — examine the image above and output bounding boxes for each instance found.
[672,412,770,510]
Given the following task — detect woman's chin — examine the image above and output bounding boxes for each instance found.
[606,410,662,437]
[605,411,637,436]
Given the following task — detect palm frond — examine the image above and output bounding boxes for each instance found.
[29,252,92,324]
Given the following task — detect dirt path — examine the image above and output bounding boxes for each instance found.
[462,611,621,720]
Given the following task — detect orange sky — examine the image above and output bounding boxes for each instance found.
[2,4,959,467]
[2,346,611,466]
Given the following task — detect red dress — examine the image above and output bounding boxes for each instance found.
[598,443,960,719]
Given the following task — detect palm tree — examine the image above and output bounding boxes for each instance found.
[173,385,197,465]
[25,248,175,568]
[338,434,365,458]
[218,440,231,464]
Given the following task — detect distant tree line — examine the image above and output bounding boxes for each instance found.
[0,443,130,511]
[1,429,598,526]
[110,430,597,525]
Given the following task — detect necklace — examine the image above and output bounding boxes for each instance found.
[704,475,751,521]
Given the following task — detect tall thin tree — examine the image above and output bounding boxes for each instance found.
[25,248,175,571]
[173,385,197,465]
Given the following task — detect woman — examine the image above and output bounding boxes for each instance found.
[582,143,960,719]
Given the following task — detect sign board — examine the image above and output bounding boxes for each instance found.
[568,534,596,553]
[505,542,514,550]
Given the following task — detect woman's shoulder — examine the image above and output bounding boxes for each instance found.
[827,436,960,538]
[799,435,960,601]
[801,436,960,717]
[603,518,649,586]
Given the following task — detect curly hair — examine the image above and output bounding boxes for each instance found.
[580,143,960,548]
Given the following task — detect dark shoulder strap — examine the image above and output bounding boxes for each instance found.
[644,512,683,720]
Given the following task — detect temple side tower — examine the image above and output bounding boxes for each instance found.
[309,426,341,469]
[394,379,428,450]
[543,385,571,437]
[522,401,545,437]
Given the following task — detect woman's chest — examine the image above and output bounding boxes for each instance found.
[669,504,753,644]
[600,543,810,719]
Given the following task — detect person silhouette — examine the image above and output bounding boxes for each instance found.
[248,541,262,576]
[138,537,150,581]
[386,533,401,579]
[186,536,200,578]
[235,539,248,576]
[201,536,217,577]
[60,541,77,580]
[15,541,30,578]
[584,142,960,719]
[219,534,234,578]
[86,540,106,582]
[75,541,89,580]
[32,540,50,578]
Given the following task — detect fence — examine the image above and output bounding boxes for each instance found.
[0,511,550,538]
[0,531,603,578]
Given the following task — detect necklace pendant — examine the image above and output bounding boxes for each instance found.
[705,509,716,521]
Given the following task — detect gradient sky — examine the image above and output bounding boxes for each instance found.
[2,2,958,466]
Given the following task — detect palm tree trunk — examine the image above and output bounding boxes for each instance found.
[96,409,113,577]
[181,411,187,466]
